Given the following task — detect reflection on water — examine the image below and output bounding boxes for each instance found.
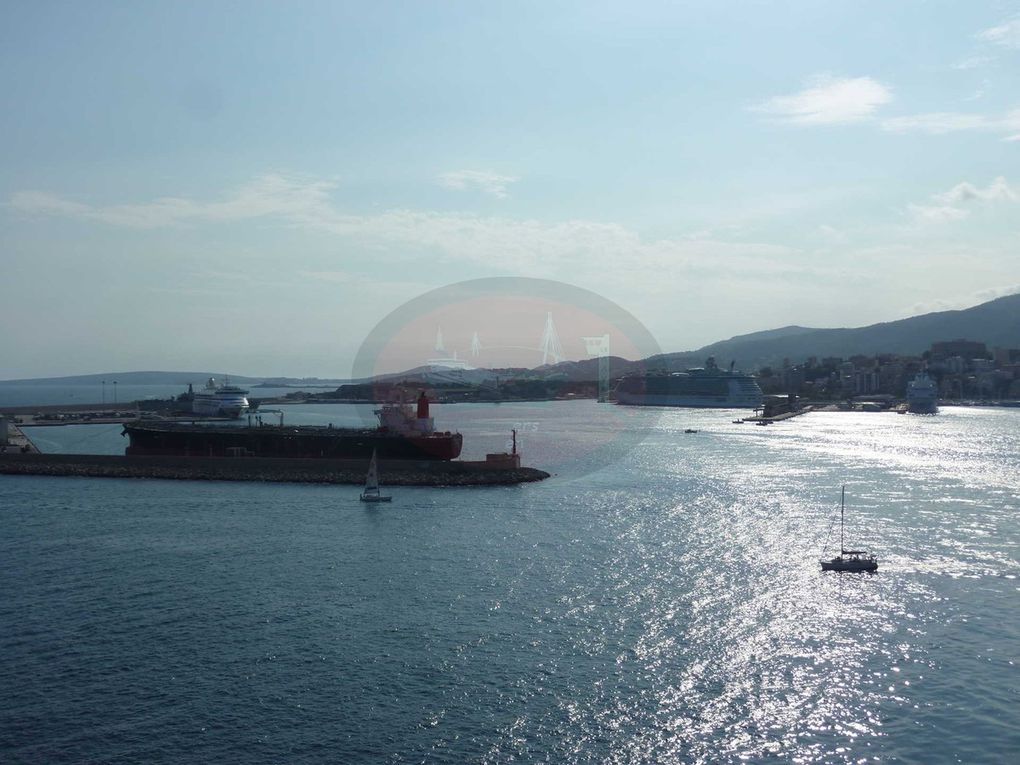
[3,403,1019,763]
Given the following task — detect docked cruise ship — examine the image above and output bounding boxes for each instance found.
[191,378,250,418]
[906,371,938,414]
[615,357,764,408]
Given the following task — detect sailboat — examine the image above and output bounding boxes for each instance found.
[359,449,392,503]
[820,486,877,572]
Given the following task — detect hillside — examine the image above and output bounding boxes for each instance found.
[5,293,1018,385]
[683,292,1020,369]
[0,371,266,386]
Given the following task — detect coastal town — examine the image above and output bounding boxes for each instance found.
[756,339,1020,403]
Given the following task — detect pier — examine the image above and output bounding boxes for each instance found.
[0,453,549,486]
[743,404,816,423]
[0,418,39,454]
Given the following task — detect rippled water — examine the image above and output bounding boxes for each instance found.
[2,403,1019,763]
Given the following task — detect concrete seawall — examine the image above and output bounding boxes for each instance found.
[0,453,550,486]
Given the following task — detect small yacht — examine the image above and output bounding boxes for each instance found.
[820,486,878,572]
[359,449,392,503]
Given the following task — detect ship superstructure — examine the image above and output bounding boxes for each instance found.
[906,371,938,414]
[615,357,763,408]
[191,377,250,418]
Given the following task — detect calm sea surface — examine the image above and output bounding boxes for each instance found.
[2,402,1018,763]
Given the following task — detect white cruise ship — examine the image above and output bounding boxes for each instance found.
[192,377,250,418]
[906,371,938,414]
[615,357,764,408]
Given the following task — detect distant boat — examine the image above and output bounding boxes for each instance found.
[191,377,250,418]
[359,449,392,503]
[906,371,938,414]
[684,428,699,434]
[820,486,877,572]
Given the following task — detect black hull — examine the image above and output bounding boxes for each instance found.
[123,423,463,461]
[820,560,878,572]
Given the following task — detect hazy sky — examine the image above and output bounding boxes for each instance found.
[2,1,1019,378]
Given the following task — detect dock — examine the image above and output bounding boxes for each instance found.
[0,453,550,486]
[743,405,816,423]
[0,419,39,454]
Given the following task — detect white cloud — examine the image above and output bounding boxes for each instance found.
[752,75,893,125]
[907,203,971,223]
[934,177,1017,205]
[882,112,991,134]
[437,170,519,198]
[9,174,337,229]
[908,177,1018,224]
[908,284,1020,315]
[971,284,1020,303]
[952,55,993,70]
[977,18,1020,48]
[881,108,1020,137]
[8,174,824,288]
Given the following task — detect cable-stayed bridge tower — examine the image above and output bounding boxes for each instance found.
[539,312,565,366]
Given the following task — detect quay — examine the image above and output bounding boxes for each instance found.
[744,404,816,423]
[0,417,39,454]
[0,453,550,486]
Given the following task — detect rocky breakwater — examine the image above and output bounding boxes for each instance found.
[0,453,550,486]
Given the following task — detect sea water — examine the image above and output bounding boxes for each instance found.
[1,402,1018,763]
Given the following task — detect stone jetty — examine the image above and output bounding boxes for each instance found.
[0,453,550,486]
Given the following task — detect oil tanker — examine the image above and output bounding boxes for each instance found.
[122,392,462,461]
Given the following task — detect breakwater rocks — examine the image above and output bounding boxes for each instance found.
[0,453,550,486]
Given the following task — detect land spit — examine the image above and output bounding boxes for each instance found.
[0,453,550,486]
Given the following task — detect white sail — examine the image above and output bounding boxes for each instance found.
[360,448,391,502]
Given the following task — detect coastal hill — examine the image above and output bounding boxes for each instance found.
[4,293,1018,386]
[0,371,269,386]
[646,292,1020,371]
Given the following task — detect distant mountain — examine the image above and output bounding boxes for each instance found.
[532,356,643,381]
[0,371,265,386]
[684,292,1020,369]
[6,293,1018,387]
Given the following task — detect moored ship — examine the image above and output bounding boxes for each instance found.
[124,392,462,460]
[615,357,763,408]
[906,371,938,414]
[192,377,250,418]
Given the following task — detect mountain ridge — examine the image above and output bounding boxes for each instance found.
[3,293,1018,384]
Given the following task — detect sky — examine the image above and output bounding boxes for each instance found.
[2,1,1019,378]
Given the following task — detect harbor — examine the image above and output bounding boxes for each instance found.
[0,393,550,486]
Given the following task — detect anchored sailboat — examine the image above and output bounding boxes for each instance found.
[359,449,392,503]
[820,486,877,572]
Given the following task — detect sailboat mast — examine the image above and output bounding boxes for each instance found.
[840,484,845,554]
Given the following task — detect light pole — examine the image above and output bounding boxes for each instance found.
[113,381,117,405]
[102,380,106,404]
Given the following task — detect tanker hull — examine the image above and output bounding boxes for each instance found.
[123,423,463,461]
